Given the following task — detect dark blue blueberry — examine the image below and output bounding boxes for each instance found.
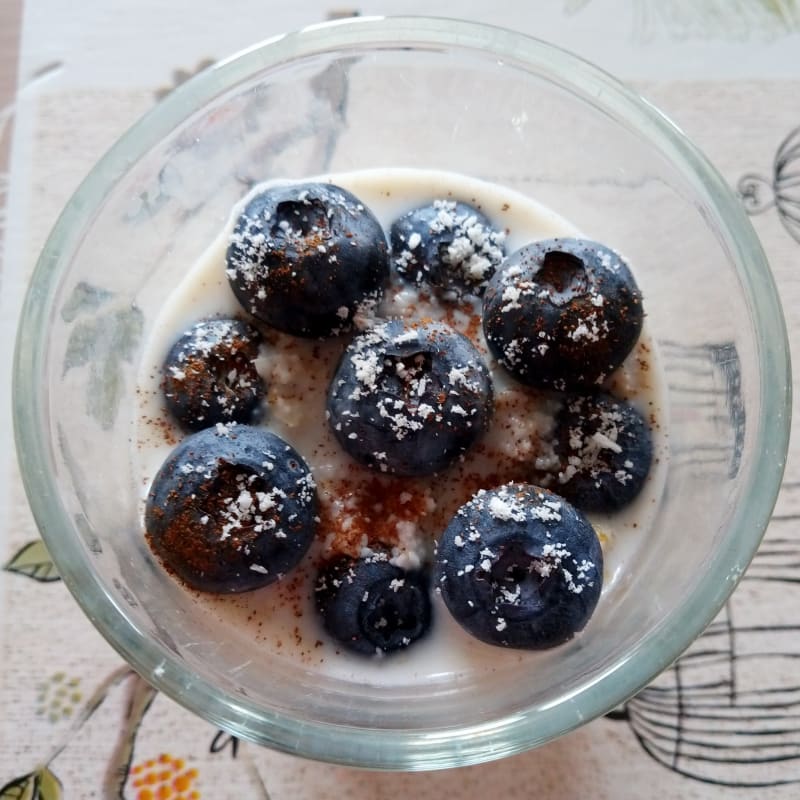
[482,238,644,390]
[553,392,653,513]
[162,318,265,431]
[145,425,317,593]
[435,484,603,649]
[390,200,505,299]
[226,182,389,338]
[315,553,432,655]
[326,319,493,476]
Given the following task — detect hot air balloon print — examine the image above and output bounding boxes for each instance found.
[738,125,800,245]
[603,333,800,787]
[609,494,800,787]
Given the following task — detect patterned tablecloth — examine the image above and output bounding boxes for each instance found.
[2,2,800,798]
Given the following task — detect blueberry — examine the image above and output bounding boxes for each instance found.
[162,318,265,431]
[553,392,653,513]
[145,425,317,593]
[435,484,603,649]
[482,238,644,390]
[390,200,505,299]
[226,183,389,337]
[315,552,432,655]
[326,319,493,476]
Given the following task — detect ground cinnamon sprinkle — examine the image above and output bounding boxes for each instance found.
[135,171,667,668]
[148,463,265,577]
[317,476,433,556]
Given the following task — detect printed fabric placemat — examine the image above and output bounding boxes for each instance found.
[2,76,800,799]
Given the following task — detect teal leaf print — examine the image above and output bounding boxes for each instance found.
[63,305,144,430]
[3,540,60,582]
[86,352,124,431]
[60,281,113,324]
[0,767,62,800]
[62,318,99,373]
[74,513,102,555]
[563,0,592,12]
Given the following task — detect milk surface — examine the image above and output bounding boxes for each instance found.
[133,168,668,683]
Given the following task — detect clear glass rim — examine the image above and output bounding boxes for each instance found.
[12,15,792,770]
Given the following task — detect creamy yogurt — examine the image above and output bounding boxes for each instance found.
[133,168,668,683]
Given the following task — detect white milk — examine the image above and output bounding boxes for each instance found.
[133,168,669,684]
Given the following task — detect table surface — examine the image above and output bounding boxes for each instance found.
[2,2,800,798]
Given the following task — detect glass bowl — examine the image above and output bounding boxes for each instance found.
[13,16,791,770]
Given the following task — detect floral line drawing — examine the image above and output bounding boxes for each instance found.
[1,667,160,800]
[608,487,800,787]
[0,766,62,800]
[128,754,199,800]
[35,673,83,723]
[3,540,60,582]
